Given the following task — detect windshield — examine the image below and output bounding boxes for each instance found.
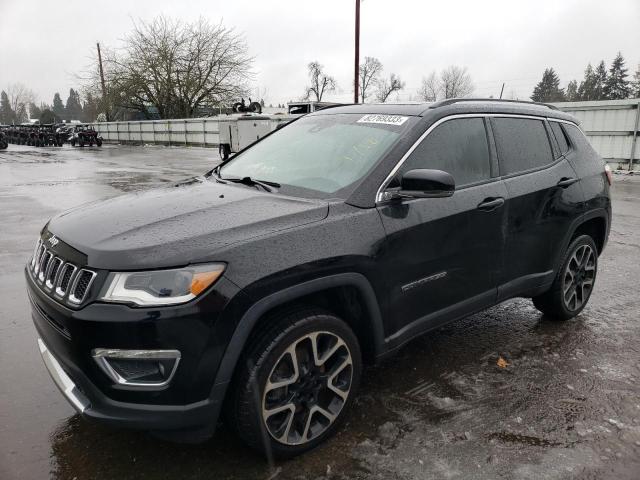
[219,113,413,198]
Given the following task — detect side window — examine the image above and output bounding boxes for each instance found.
[563,124,590,150]
[550,121,570,156]
[492,118,554,175]
[400,118,491,187]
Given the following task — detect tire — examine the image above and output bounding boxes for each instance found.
[96,138,103,147]
[229,308,362,459]
[533,235,598,320]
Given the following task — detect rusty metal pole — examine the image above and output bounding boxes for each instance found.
[354,0,360,104]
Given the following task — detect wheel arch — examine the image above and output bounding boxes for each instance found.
[557,209,609,270]
[209,272,385,402]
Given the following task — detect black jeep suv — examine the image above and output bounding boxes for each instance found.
[27,99,611,457]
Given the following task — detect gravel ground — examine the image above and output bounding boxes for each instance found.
[1,144,639,480]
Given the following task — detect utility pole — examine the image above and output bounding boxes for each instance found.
[499,82,505,99]
[354,0,360,104]
[96,42,109,121]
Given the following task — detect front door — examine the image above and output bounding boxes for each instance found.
[376,116,507,345]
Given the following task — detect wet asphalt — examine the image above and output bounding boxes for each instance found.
[1,144,640,480]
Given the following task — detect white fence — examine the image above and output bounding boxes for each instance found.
[91,118,221,147]
[91,99,640,169]
[553,99,640,169]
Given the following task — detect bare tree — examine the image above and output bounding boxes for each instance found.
[440,65,474,99]
[7,83,35,122]
[83,16,253,119]
[359,56,383,103]
[417,72,440,101]
[305,61,336,102]
[375,74,405,103]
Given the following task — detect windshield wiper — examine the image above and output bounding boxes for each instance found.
[222,176,280,192]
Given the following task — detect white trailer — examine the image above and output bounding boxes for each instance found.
[217,115,291,160]
[217,102,343,160]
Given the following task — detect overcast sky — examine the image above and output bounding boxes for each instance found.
[1,0,639,106]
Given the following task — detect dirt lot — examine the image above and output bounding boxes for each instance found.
[1,144,640,480]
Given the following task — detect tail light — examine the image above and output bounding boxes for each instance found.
[604,164,613,186]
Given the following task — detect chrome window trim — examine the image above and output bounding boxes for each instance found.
[375,113,580,203]
[91,348,181,390]
[68,269,97,304]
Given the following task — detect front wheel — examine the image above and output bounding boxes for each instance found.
[230,308,362,458]
[533,235,598,320]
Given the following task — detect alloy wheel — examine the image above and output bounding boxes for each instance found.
[562,244,596,312]
[261,331,353,446]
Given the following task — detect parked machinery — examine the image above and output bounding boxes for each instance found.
[0,129,7,149]
[69,125,103,147]
[1,124,102,147]
[232,97,262,114]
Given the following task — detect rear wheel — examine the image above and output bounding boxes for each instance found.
[230,308,362,458]
[533,235,598,320]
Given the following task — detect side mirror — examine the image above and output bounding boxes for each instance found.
[397,169,455,199]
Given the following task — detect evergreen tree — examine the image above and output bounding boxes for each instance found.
[0,90,15,124]
[594,61,608,100]
[531,68,565,102]
[604,52,631,100]
[52,93,65,119]
[577,64,597,100]
[65,88,83,121]
[82,93,99,122]
[40,109,60,124]
[632,64,640,98]
[28,102,42,120]
[565,80,579,101]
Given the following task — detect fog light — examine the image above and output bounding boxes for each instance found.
[92,349,181,389]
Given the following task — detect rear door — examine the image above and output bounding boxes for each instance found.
[376,116,508,343]
[490,116,584,298]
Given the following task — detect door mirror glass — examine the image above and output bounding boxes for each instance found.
[398,169,455,198]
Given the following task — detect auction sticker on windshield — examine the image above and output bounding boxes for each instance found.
[357,114,409,126]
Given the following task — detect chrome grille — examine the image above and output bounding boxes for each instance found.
[29,239,96,306]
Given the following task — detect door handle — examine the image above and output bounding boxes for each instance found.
[477,197,505,211]
[557,177,579,188]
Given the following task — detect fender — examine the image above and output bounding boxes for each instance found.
[554,208,610,270]
[203,272,385,430]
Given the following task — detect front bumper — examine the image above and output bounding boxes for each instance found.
[27,266,247,434]
[38,337,90,413]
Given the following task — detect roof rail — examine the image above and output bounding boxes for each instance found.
[429,98,559,110]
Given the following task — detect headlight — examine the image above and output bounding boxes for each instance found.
[100,263,225,306]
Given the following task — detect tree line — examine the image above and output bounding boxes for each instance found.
[303,60,474,103]
[0,85,101,124]
[531,52,640,103]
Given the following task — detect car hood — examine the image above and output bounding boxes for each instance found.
[47,178,329,270]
